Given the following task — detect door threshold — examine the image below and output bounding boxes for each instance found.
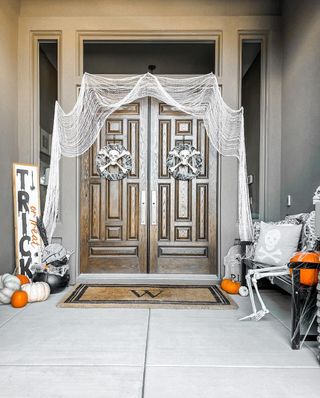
[76,273,220,285]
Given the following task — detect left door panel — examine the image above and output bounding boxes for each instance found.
[80,99,148,273]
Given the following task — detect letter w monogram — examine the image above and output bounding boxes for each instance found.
[130,289,163,299]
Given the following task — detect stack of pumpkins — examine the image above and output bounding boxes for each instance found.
[0,274,50,308]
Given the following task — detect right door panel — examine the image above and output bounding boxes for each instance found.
[150,99,217,274]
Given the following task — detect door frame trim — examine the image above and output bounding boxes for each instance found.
[238,31,268,222]
[75,31,222,283]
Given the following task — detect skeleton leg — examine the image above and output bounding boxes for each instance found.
[240,266,289,321]
[251,275,269,319]
[239,269,260,321]
[253,268,290,320]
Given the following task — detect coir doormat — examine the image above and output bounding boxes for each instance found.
[58,284,238,309]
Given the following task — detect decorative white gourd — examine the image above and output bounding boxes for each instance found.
[0,274,21,304]
[21,282,50,302]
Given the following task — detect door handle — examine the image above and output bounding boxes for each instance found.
[151,190,157,225]
[141,190,146,225]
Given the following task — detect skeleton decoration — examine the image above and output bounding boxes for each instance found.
[256,229,282,264]
[96,144,132,181]
[166,143,203,180]
[241,211,319,322]
[239,265,290,321]
[313,185,320,204]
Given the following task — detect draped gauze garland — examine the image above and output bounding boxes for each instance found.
[43,72,253,242]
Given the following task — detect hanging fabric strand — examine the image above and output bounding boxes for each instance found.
[43,72,253,242]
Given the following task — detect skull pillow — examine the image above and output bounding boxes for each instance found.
[254,222,302,266]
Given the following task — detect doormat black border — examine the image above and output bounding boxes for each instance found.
[58,284,238,309]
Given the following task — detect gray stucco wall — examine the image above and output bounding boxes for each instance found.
[0,0,20,274]
[281,0,320,217]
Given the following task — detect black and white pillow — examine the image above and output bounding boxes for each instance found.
[254,222,302,266]
[248,217,300,259]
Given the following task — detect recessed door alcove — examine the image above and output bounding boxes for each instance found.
[80,41,218,274]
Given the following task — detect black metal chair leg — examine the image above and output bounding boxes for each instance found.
[291,269,301,349]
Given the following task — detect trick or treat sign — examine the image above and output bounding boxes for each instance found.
[12,163,41,277]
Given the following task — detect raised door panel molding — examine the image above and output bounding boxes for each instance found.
[175,180,192,221]
[158,120,171,178]
[197,120,209,178]
[196,184,208,241]
[107,180,123,220]
[90,246,138,256]
[174,226,192,241]
[90,184,101,240]
[159,247,207,257]
[113,103,140,115]
[127,183,139,240]
[128,120,140,178]
[106,226,122,240]
[175,120,192,135]
[158,184,171,240]
[106,119,123,134]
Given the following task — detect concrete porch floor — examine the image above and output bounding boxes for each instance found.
[0,288,319,397]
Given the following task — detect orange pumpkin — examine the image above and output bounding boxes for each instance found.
[289,252,320,287]
[11,290,28,308]
[221,276,241,294]
[16,274,30,285]
[289,269,318,286]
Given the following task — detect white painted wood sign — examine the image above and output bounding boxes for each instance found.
[12,163,41,277]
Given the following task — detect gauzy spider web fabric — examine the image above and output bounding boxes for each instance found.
[43,72,253,242]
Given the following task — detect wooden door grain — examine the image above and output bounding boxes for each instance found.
[80,97,217,275]
[80,99,148,273]
[149,99,217,274]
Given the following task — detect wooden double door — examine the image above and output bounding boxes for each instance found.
[80,98,217,274]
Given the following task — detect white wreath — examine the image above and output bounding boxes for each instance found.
[166,143,203,180]
[96,144,132,180]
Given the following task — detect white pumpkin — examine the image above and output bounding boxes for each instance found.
[0,274,21,304]
[21,282,50,302]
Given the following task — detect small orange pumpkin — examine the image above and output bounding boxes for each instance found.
[220,275,241,294]
[289,252,320,287]
[289,269,318,286]
[16,274,30,285]
[11,290,28,308]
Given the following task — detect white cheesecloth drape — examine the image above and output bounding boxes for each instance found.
[43,72,253,242]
